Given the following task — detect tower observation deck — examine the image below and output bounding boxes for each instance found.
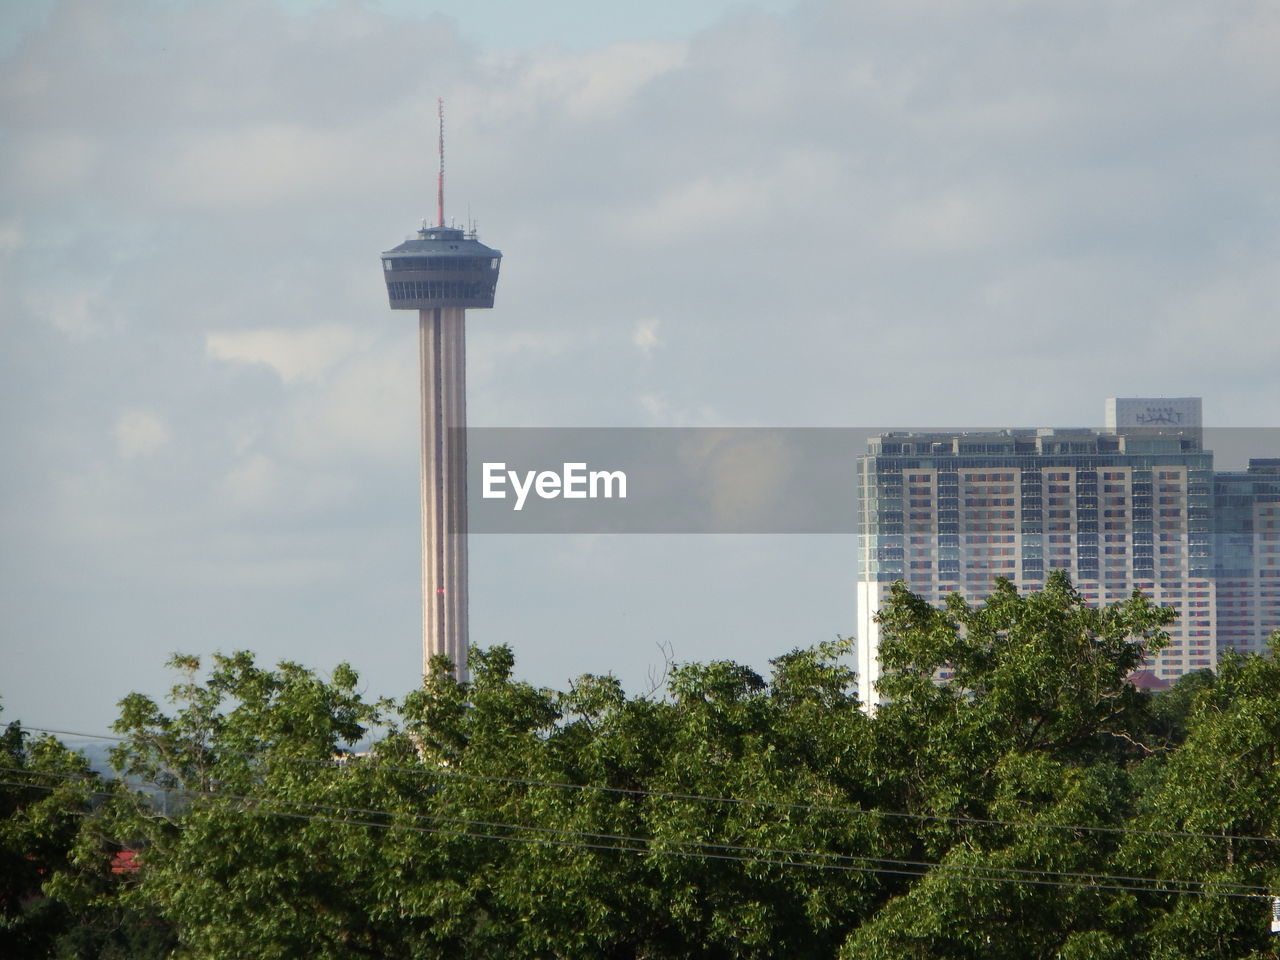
[381,115,502,682]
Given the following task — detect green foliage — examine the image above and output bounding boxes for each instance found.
[0,711,171,959]
[4,585,1280,958]
[1115,639,1280,959]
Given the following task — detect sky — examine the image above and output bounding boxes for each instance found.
[2,0,1278,735]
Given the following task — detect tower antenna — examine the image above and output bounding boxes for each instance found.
[436,97,445,228]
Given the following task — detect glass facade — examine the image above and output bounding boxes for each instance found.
[1213,459,1280,656]
[381,226,502,310]
[855,427,1280,700]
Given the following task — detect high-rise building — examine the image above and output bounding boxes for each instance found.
[855,400,1217,707]
[1213,459,1280,658]
[381,102,501,681]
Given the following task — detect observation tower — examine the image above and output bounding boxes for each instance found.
[381,100,501,681]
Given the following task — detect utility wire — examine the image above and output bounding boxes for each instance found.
[2,769,1272,901]
[245,803,1271,902]
[0,775,1268,902]
[18,724,1280,847]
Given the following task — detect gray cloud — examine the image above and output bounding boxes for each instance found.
[1,0,1277,730]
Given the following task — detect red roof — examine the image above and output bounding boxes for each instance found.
[1130,669,1172,691]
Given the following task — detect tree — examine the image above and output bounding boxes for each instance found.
[843,573,1183,959]
[110,652,384,959]
[104,643,887,958]
[11,577,1278,958]
[0,710,167,959]
[1116,637,1280,959]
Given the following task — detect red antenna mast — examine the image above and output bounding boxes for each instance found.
[436,97,445,228]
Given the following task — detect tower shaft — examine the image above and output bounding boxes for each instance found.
[383,213,499,687]
[419,306,469,680]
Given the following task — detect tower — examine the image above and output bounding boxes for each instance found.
[381,100,501,681]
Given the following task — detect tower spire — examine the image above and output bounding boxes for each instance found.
[436,97,445,228]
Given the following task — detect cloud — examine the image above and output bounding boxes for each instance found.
[113,409,170,459]
[883,186,1029,255]
[632,318,661,354]
[274,345,417,464]
[0,219,24,257]
[3,0,1279,737]
[635,393,724,427]
[156,124,368,211]
[501,41,686,121]
[205,326,375,384]
[9,131,100,195]
[40,289,106,340]
[625,173,762,240]
[221,452,279,508]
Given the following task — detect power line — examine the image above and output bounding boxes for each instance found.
[241,803,1270,902]
[2,769,1272,901]
[17,724,1280,847]
[1,775,1268,902]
